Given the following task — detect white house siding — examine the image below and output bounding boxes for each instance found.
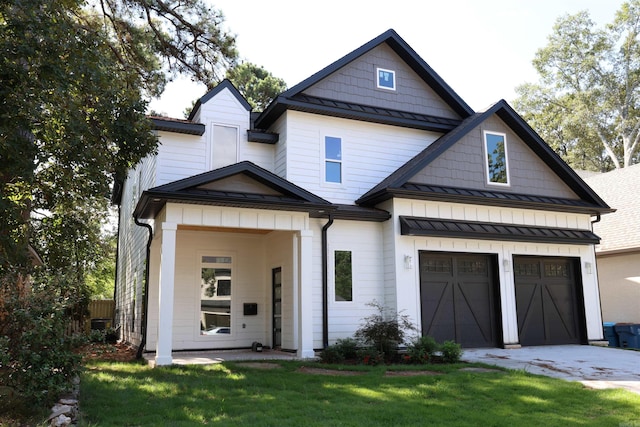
[325,220,386,343]
[144,203,310,351]
[282,111,441,204]
[272,115,287,179]
[596,252,640,323]
[391,199,603,345]
[156,131,207,185]
[115,157,157,347]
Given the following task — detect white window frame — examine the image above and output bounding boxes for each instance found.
[197,253,234,339]
[483,130,510,187]
[210,123,239,170]
[323,135,343,185]
[376,67,396,91]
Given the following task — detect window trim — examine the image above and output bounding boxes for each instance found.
[483,130,510,186]
[323,135,343,185]
[376,67,396,91]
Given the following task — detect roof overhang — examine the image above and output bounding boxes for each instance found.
[150,117,205,135]
[400,216,600,245]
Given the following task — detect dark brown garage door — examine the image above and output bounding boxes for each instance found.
[514,256,585,346]
[419,252,500,348]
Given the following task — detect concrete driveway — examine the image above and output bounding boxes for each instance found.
[462,345,640,395]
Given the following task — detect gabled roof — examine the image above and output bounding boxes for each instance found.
[187,79,251,121]
[357,100,612,215]
[150,116,205,135]
[254,29,473,130]
[583,164,640,253]
[134,161,332,219]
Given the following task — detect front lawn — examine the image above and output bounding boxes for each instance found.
[80,360,640,426]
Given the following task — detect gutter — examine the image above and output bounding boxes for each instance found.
[134,216,153,360]
[321,214,334,349]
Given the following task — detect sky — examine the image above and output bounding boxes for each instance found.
[148,0,625,118]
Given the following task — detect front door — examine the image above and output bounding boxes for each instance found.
[272,267,282,348]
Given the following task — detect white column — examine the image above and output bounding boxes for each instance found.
[297,229,315,358]
[155,222,177,366]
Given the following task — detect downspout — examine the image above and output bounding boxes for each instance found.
[321,214,334,349]
[591,213,601,225]
[134,216,153,360]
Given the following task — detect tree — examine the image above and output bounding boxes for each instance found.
[513,1,640,171]
[226,62,287,111]
[0,0,237,408]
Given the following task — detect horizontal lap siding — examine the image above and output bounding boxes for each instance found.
[285,111,439,204]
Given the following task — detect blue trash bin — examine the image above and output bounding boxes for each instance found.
[603,322,618,347]
[614,323,640,349]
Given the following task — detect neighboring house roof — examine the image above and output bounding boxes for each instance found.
[357,100,612,216]
[254,29,473,130]
[582,164,640,253]
[134,161,389,222]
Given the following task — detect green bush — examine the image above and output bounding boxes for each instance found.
[441,340,463,363]
[354,301,416,363]
[320,344,345,364]
[406,336,439,364]
[334,338,359,360]
[357,347,384,366]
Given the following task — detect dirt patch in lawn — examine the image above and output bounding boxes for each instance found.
[79,342,137,363]
[297,367,365,376]
[236,362,282,370]
[384,370,444,377]
[459,367,504,374]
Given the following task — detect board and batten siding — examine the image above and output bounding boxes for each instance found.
[325,220,386,343]
[391,198,602,346]
[283,111,441,204]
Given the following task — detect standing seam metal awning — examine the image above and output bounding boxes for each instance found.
[399,216,600,244]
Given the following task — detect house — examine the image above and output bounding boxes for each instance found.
[113,29,612,366]
[582,165,640,323]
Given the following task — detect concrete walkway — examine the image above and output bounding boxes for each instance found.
[462,345,640,395]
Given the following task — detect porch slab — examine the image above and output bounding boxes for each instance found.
[144,349,314,367]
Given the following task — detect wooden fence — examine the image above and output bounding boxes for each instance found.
[85,299,115,333]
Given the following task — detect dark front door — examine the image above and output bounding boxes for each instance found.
[514,256,585,346]
[272,267,282,348]
[419,252,500,348]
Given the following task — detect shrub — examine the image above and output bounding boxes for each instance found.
[334,338,359,360]
[357,347,384,366]
[354,301,416,363]
[441,340,463,363]
[406,336,439,364]
[320,344,345,364]
[88,329,106,343]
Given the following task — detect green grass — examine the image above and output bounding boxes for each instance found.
[79,360,640,426]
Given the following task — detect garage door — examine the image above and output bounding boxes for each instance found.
[419,252,500,348]
[514,256,585,346]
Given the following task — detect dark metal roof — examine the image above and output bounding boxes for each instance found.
[247,129,279,144]
[150,117,205,136]
[399,216,601,244]
[329,204,391,222]
[134,161,332,219]
[187,79,251,121]
[271,94,461,133]
[255,29,473,130]
[357,100,612,215]
[385,182,611,214]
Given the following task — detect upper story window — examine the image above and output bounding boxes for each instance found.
[376,68,396,90]
[325,136,342,183]
[212,124,238,170]
[484,131,509,185]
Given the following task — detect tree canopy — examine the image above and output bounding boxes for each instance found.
[226,62,287,111]
[0,0,237,405]
[513,1,640,171]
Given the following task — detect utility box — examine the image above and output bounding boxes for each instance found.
[614,323,640,349]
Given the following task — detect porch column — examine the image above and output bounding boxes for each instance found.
[156,222,177,366]
[297,229,315,358]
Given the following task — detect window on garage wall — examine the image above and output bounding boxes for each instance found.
[334,250,352,302]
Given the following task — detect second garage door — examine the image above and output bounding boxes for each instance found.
[514,256,586,346]
[419,252,501,348]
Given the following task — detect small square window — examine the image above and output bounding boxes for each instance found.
[376,68,395,90]
[484,131,509,185]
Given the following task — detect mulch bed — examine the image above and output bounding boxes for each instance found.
[297,367,366,376]
[78,342,138,363]
[384,370,444,377]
